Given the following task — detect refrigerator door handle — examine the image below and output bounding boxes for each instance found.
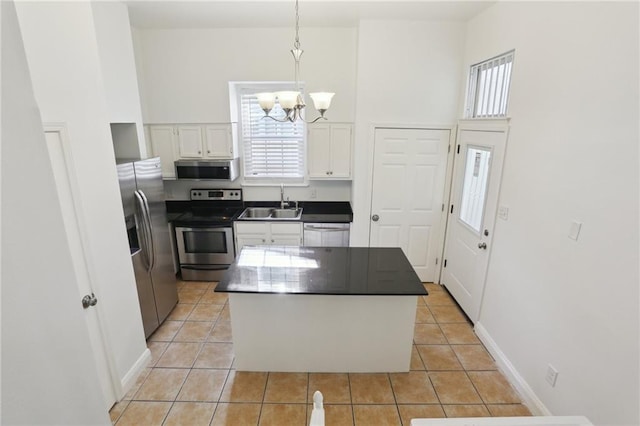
[134,190,151,271]
[138,189,155,270]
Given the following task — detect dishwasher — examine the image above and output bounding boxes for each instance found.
[303,223,350,247]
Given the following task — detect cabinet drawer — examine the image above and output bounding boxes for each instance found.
[235,222,269,234]
[270,223,302,235]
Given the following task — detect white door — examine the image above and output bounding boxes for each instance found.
[205,124,232,158]
[442,124,508,322]
[149,125,177,178]
[177,125,204,158]
[369,128,451,282]
[44,125,119,409]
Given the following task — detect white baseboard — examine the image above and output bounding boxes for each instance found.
[119,348,151,400]
[474,322,551,416]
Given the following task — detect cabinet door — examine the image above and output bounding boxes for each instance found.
[329,124,352,178]
[307,125,332,178]
[205,124,232,159]
[235,222,270,254]
[236,235,268,254]
[149,125,177,179]
[177,125,204,158]
[270,223,302,245]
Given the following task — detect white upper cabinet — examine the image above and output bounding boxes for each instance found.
[148,125,178,179]
[205,124,237,159]
[177,125,204,158]
[148,123,239,178]
[308,123,353,179]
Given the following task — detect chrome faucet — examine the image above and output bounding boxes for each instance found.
[280,184,289,209]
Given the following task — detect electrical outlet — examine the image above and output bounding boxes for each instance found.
[546,364,558,387]
[310,188,317,199]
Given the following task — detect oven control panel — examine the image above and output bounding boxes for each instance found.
[190,189,242,201]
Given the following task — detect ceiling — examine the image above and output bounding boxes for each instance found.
[126,1,495,29]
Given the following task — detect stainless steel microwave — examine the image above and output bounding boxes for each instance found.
[174,158,239,181]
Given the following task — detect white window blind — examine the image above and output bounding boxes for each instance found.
[465,50,514,118]
[240,91,305,182]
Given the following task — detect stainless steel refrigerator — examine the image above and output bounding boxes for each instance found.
[117,157,177,338]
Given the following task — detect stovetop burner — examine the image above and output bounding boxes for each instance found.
[180,207,240,221]
[169,188,244,227]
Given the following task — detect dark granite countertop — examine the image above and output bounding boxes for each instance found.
[215,246,426,296]
[241,201,353,223]
[166,201,352,224]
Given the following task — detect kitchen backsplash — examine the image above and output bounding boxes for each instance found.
[162,179,352,202]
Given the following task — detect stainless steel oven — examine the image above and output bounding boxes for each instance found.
[172,189,243,281]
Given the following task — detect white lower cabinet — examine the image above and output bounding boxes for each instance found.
[234,222,303,254]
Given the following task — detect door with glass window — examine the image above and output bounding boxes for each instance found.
[442,125,508,322]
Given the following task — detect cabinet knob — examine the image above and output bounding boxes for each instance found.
[326,171,330,175]
[198,151,201,154]
[271,239,275,243]
[207,150,211,154]
[262,239,266,243]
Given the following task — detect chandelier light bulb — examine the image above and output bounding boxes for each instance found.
[309,92,335,111]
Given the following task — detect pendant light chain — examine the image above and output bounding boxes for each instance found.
[293,0,302,92]
[294,0,301,51]
[254,0,334,123]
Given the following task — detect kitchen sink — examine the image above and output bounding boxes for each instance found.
[238,207,303,221]
[271,208,302,219]
[239,207,272,219]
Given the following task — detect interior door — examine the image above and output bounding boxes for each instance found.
[369,128,450,282]
[44,125,119,409]
[442,125,508,322]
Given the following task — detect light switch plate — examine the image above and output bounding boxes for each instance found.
[498,205,509,220]
[568,221,582,240]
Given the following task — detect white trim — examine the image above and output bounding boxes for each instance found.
[474,322,551,416]
[120,348,151,397]
[43,122,123,403]
[458,118,510,132]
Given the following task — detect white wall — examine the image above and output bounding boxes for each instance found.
[133,27,357,123]
[1,1,110,423]
[15,1,149,389]
[92,1,147,159]
[351,20,466,245]
[463,3,639,425]
[134,26,357,200]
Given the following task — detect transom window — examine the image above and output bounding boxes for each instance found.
[236,84,306,184]
[465,50,514,118]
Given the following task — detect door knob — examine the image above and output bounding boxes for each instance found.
[82,293,98,309]
[478,242,487,250]
[371,214,379,222]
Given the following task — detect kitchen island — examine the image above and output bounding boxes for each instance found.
[215,246,427,372]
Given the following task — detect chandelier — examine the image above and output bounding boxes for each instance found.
[255,0,334,123]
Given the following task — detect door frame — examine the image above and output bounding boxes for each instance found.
[439,118,511,319]
[43,122,122,405]
[366,122,457,283]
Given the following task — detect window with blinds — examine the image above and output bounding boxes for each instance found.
[239,90,306,182]
[465,50,514,118]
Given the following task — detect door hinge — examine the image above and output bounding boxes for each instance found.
[435,258,438,265]
[448,145,451,153]
[444,259,447,267]
[457,144,460,154]
[441,203,444,212]
[450,204,454,214]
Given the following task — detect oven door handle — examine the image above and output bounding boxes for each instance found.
[180,265,230,271]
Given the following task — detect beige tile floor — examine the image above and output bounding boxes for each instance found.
[110,281,531,425]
